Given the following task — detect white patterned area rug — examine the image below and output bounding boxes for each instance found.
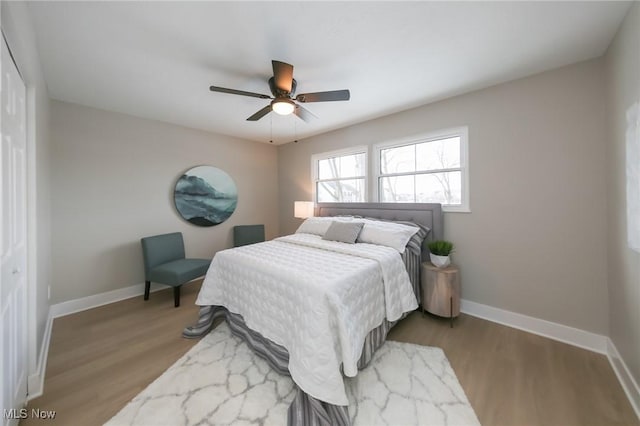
[106,323,479,426]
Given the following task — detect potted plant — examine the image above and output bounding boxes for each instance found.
[428,240,454,268]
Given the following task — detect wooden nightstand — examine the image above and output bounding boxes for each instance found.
[421,262,460,327]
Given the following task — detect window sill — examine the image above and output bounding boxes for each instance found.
[442,206,471,213]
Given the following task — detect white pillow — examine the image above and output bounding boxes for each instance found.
[295,216,353,236]
[356,219,420,253]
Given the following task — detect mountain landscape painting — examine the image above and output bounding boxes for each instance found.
[174,166,238,226]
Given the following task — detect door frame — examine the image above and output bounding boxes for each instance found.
[26,73,39,396]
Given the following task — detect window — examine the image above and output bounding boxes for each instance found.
[375,127,469,212]
[312,147,367,203]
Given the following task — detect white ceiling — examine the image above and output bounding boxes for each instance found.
[28,1,631,145]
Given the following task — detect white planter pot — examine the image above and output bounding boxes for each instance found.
[430,253,451,268]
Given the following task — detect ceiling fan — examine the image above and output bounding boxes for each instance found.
[209,60,350,122]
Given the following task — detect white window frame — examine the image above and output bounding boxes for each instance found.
[373,127,470,213]
[311,145,368,203]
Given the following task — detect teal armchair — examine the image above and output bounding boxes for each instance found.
[140,232,210,307]
[233,225,265,247]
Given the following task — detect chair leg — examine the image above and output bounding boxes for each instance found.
[174,286,181,308]
[144,281,150,301]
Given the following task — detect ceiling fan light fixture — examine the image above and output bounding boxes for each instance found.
[271,98,295,115]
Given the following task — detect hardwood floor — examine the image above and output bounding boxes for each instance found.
[389,313,638,425]
[22,283,203,426]
[22,281,638,425]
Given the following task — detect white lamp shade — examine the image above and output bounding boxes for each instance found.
[272,99,295,115]
[294,201,314,219]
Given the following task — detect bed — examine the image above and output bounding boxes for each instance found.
[183,202,443,425]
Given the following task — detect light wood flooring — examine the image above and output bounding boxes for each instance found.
[22,281,639,426]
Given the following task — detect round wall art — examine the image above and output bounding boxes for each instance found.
[174,165,238,227]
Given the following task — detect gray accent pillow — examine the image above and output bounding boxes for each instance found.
[322,221,364,244]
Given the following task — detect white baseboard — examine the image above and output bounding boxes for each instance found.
[607,339,640,419]
[460,299,608,354]
[49,282,166,318]
[27,311,53,401]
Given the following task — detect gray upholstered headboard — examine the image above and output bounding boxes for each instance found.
[315,202,444,258]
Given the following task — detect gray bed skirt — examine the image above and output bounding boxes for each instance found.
[183,305,397,426]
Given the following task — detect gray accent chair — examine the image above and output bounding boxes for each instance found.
[233,225,265,247]
[140,232,211,307]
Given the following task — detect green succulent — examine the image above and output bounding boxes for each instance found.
[427,240,454,256]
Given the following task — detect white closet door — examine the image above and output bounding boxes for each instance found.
[1,34,28,426]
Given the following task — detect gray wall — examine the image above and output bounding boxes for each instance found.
[2,1,53,376]
[278,59,609,335]
[604,2,640,388]
[50,100,279,303]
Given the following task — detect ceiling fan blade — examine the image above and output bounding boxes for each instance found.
[296,90,350,103]
[210,85,271,99]
[294,104,317,122]
[246,105,272,121]
[272,60,294,93]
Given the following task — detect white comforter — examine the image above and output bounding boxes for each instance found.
[196,233,418,406]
